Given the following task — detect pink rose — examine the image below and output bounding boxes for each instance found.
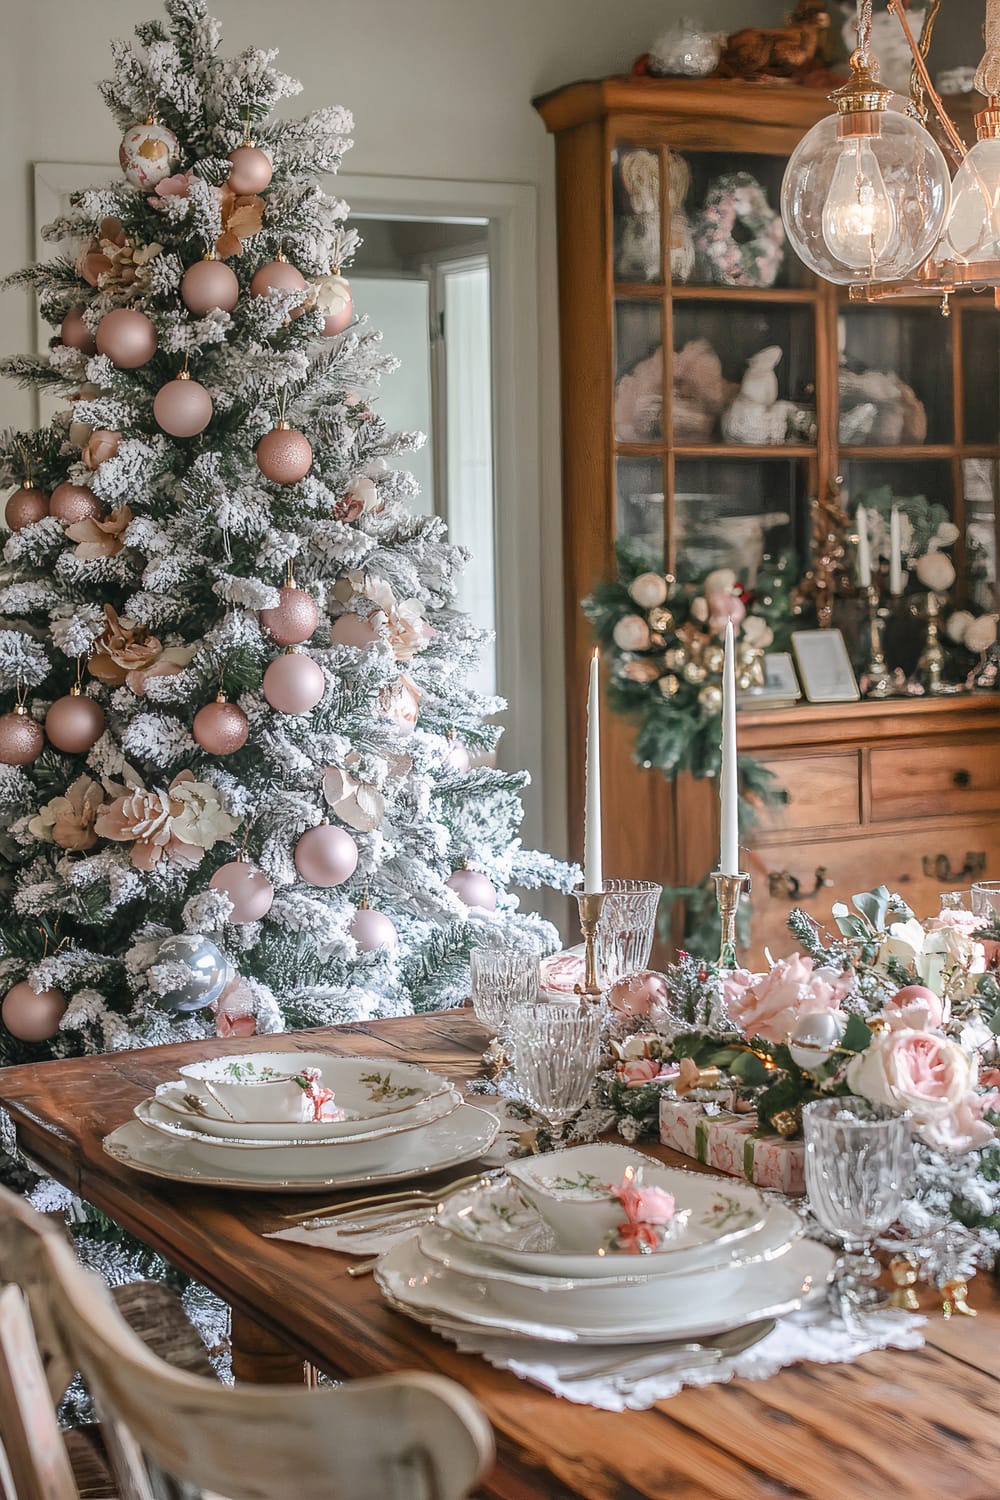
[921,1090,998,1153]
[607,970,668,1018]
[980,1066,1000,1090]
[883,984,947,1032]
[847,1029,993,1152]
[722,953,852,1045]
[619,1058,661,1089]
[614,1221,661,1254]
[706,590,746,634]
[615,1180,676,1226]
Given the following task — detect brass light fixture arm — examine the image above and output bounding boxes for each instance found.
[887,0,968,163]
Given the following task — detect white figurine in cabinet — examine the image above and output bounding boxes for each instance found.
[721,345,793,445]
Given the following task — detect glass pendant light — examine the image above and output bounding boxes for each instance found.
[933,2,1000,283]
[780,3,951,287]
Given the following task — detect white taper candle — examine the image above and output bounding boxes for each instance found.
[720,620,739,877]
[583,648,603,894]
[889,504,904,596]
[856,503,872,589]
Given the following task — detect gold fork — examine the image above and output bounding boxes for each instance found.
[280,1169,497,1226]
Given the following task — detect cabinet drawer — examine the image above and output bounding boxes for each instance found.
[746,821,1000,966]
[754,754,860,834]
[870,742,1000,822]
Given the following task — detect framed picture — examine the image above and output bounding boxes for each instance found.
[738,651,801,707]
[791,629,860,703]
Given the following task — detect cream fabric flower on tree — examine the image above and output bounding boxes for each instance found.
[323,756,385,832]
[28,775,105,852]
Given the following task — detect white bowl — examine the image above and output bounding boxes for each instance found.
[178,1051,451,1125]
[507,1143,649,1252]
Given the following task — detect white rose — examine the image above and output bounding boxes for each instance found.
[965,614,998,655]
[915,551,955,593]
[628,572,668,609]
[704,568,737,597]
[741,615,773,649]
[613,615,651,651]
[946,610,974,644]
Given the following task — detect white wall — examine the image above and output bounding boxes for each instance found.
[0,0,983,870]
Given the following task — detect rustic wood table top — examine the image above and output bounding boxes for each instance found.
[1,1010,999,1500]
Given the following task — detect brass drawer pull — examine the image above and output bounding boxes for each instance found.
[921,852,986,883]
[767,867,831,901]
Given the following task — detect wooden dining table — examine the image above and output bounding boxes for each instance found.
[1,1009,999,1500]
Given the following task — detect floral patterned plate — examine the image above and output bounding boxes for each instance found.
[152,1080,462,1142]
[177,1052,453,1125]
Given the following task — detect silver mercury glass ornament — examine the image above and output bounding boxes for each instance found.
[150,933,231,1012]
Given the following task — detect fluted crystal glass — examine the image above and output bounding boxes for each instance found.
[972,881,1000,928]
[594,879,662,986]
[507,1001,602,1128]
[470,948,539,1035]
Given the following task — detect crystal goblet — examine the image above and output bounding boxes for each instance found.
[593,879,662,986]
[803,1097,912,1323]
[971,881,1000,928]
[470,948,539,1036]
[506,1001,602,1129]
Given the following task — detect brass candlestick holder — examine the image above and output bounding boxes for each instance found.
[573,888,607,1003]
[711,870,752,970]
[863,584,893,699]
[913,589,947,696]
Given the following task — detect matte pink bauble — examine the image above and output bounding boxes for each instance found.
[193,697,249,755]
[263,652,325,714]
[322,276,353,336]
[250,258,306,317]
[1,981,67,1042]
[95,307,157,369]
[350,905,399,954]
[181,258,240,315]
[608,970,669,1019]
[44,692,105,753]
[60,306,97,355]
[0,709,44,766]
[331,613,381,649]
[5,487,49,531]
[154,376,213,437]
[446,868,497,911]
[210,859,275,923]
[294,823,359,887]
[227,144,273,194]
[260,586,318,645]
[443,737,470,772]
[256,425,312,484]
[49,483,104,526]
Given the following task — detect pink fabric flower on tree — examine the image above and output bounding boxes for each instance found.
[721,952,852,1045]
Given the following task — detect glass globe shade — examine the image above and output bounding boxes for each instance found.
[936,135,1000,266]
[781,109,952,285]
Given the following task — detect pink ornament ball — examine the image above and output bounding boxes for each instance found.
[181,258,240,315]
[5,487,49,532]
[294,823,359,888]
[331,613,381,649]
[95,307,157,369]
[193,698,249,756]
[154,377,213,438]
[0,710,45,767]
[446,868,497,911]
[50,483,104,527]
[227,144,273,195]
[263,652,325,714]
[256,426,313,484]
[44,693,105,754]
[250,258,307,317]
[210,859,275,923]
[608,970,669,1019]
[350,905,399,954]
[60,306,97,355]
[260,585,318,645]
[2,981,68,1042]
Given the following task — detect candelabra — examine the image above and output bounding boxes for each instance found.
[711,871,752,970]
[863,584,894,699]
[573,889,606,1002]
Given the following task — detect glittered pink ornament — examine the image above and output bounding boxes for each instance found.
[0,708,44,766]
[446,868,497,911]
[227,144,273,195]
[250,256,306,317]
[260,585,318,645]
[49,483,104,527]
[350,903,399,954]
[60,306,97,355]
[443,737,470,772]
[44,690,105,753]
[95,307,157,368]
[5,487,49,532]
[154,374,213,437]
[331,613,381,649]
[256,424,312,484]
[262,652,325,714]
[181,257,240,315]
[193,696,249,756]
[210,858,275,923]
[1,981,67,1042]
[294,823,359,887]
[608,970,669,1019]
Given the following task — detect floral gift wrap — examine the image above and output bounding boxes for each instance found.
[659,1097,806,1195]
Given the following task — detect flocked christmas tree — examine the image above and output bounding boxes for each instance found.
[0,0,573,1070]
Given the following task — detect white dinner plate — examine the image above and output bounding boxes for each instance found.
[103,1103,500,1192]
[151,1080,462,1142]
[375,1234,834,1345]
[435,1173,769,1280]
[419,1198,804,1289]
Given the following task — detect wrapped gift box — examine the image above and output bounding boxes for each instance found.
[658,1096,805,1195]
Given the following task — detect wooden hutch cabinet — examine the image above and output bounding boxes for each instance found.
[535,77,1000,963]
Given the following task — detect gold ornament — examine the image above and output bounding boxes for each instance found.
[941,1279,976,1319]
[698,682,723,714]
[737,669,754,691]
[868,1017,892,1035]
[702,645,725,675]
[663,647,688,672]
[770,1107,802,1138]
[659,673,681,698]
[888,1256,920,1311]
[683,660,707,685]
[648,607,675,634]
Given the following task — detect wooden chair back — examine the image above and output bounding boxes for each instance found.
[0,1187,494,1500]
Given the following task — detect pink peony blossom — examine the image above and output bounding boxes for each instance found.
[847,1029,996,1153]
[722,953,852,1045]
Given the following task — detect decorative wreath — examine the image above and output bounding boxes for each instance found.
[693,171,786,289]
